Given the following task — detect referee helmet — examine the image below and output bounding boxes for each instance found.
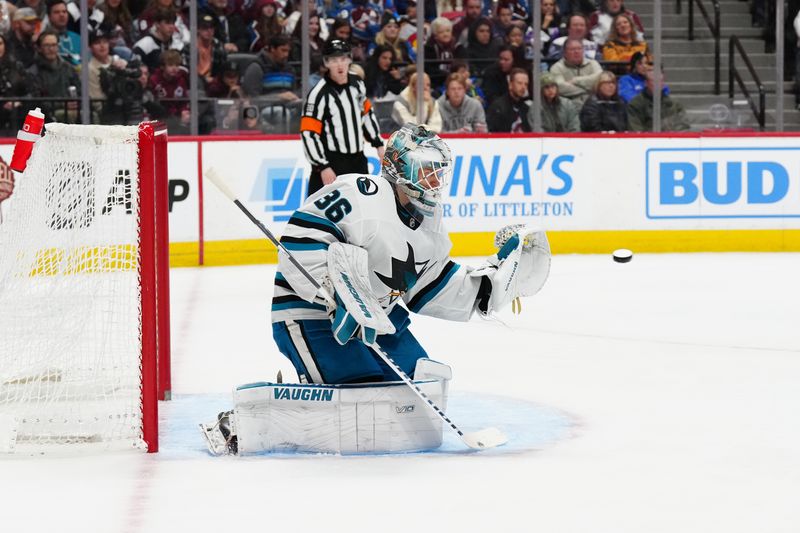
[322,39,352,59]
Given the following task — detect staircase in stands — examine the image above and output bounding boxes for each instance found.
[625,0,798,131]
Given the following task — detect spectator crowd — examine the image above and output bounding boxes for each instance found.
[0,0,699,136]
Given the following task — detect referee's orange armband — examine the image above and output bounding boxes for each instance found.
[300,117,323,134]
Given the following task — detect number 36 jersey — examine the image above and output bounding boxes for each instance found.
[271,174,484,324]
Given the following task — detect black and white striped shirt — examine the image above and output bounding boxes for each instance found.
[300,74,383,169]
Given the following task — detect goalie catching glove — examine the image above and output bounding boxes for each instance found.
[327,242,395,345]
[471,224,551,315]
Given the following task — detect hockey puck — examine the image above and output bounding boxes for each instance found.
[612,249,633,263]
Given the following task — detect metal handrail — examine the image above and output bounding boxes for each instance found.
[688,0,721,94]
[728,35,766,130]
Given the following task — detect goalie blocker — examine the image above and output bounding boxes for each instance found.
[201,358,452,455]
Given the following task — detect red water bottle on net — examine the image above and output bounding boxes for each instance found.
[10,107,45,173]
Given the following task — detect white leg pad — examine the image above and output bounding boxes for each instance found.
[232,361,452,455]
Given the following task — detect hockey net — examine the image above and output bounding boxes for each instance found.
[0,122,170,454]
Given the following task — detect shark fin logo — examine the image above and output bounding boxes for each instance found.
[375,242,430,305]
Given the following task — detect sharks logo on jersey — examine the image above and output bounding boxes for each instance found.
[375,242,432,305]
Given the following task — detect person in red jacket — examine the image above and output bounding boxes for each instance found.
[147,48,190,133]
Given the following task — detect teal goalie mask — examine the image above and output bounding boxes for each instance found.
[381,123,453,217]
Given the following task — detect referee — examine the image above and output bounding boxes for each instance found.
[300,39,385,197]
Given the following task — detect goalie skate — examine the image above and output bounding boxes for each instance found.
[199,411,237,455]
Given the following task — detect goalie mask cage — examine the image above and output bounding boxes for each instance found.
[0,122,171,454]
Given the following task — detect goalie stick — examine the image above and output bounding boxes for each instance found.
[204,167,507,451]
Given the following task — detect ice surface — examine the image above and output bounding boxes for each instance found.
[2,253,799,533]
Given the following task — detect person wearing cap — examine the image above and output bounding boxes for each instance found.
[7,7,40,68]
[200,0,249,53]
[367,12,415,63]
[529,72,579,132]
[300,38,384,197]
[88,29,127,102]
[188,13,227,88]
[17,0,47,20]
[239,104,267,133]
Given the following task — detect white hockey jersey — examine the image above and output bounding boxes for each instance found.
[271,174,483,323]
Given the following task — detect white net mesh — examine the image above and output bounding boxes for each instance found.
[0,124,147,453]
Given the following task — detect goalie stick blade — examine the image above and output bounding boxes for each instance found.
[461,427,508,450]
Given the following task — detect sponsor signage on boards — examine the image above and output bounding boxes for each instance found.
[646,147,800,219]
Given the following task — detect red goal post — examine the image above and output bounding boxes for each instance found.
[139,121,172,452]
[0,122,171,454]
